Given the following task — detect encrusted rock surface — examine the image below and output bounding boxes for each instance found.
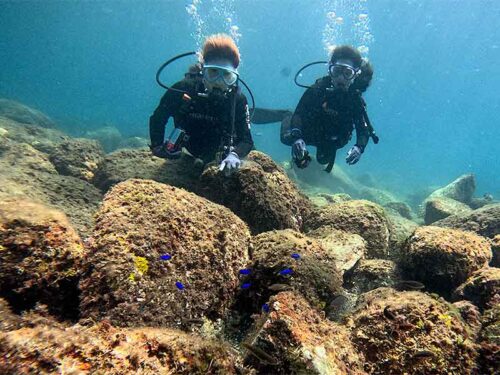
[348,288,479,374]
[434,203,500,239]
[79,179,251,328]
[0,198,85,319]
[200,151,312,234]
[243,291,366,374]
[305,200,390,259]
[400,226,491,296]
[452,267,500,311]
[48,138,105,182]
[92,148,202,193]
[0,300,246,374]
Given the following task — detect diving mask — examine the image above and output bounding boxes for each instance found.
[202,61,239,86]
[328,62,358,80]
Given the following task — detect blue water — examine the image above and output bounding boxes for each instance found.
[1,0,499,198]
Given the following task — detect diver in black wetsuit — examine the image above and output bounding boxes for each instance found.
[280,45,376,173]
[149,34,253,173]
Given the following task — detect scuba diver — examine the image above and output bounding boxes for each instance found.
[254,45,377,173]
[149,33,253,173]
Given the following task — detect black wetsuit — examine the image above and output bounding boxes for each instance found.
[150,77,253,163]
[289,76,371,168]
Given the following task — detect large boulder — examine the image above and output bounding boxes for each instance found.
[478,304,500,375]
[358,186,399,207]
[305,200,391,259]
[48,138,105,182]
[385,211,419,261]
[306,225,366,275]
[245,229,342,312]
[426,174,476,204]
[0,198,84,319]
[0,116,66,154]
[384,201,413,220]
[348,288,478,375]
[0,303,245,374]
[452,267,500,311]
[0,141,102,237]
[0,98,55,128]
[434,203,500,239]
[92,148,202,193]
[400,226,492,296]
[243,291,366,374]
[492,234,500,267]
[200,151,312,234]
[343,259,401,294]
[79,179,251,328]
[424,196,472,224]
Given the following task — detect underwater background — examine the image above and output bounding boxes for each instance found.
[1,0,499,198]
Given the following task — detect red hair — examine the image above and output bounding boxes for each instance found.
[201,33,240,68]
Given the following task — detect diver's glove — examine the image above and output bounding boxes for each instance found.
[151,143,181,160]
[292,139,310,169]
[346,145,364,165]
[219,151,241,173]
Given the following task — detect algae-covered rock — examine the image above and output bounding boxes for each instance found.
[344,259,401,294]
[305,200,390,259]
[92,148,202,193]
[0,142,102,237]
[243,291,366,374]
[358,186,399,206]
[0,98,56,128]
[306,225,366,274]
[247,229,342,312]
[348,288,478,375]
[200,151,312,234]
[452,267,500,311]
[385,211,419,261]
[0,198,85,319]
[0,116,66,153]
[318,192,352,204]
[434,203,500,239]
[79,179,251,328]
[0,306,246,374]
[384,201,413,220]
[478,304,500,375]
[427,173,476,204]
[452,300,482,338]
[400,226,492,296]
[48,138,105,182]
[470,195,495,209]
[492,234,500,267]
[424,196,472,224]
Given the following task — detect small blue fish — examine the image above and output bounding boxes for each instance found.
[262,303,270,313]
[291,253,301,260]
[239,268,251,275]
[175,282,185,290]
[280,268,293,276]
[241,282,251,289]
[160,254,172,261]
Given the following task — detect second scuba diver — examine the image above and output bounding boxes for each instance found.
[149,34,253,173]
[252,45,377,173]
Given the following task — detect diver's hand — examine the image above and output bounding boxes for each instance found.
[292,139,310,169]
[151,144,181,159]
[292,138,307,160]
[219,151,241,173]
[346,145,363,165]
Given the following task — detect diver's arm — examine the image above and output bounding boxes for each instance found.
[354,98,371,150]
[149,81,186,147]
[232,95,254,158]
[290,86,320,141]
